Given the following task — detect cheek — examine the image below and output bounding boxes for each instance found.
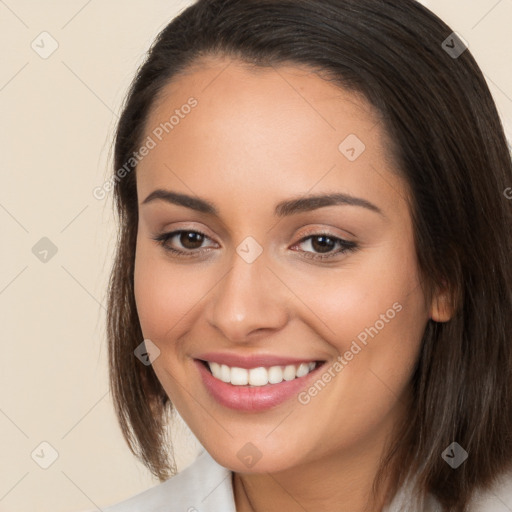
[311,276,427,353]
[295,240,428,399]
[300,242,426,342]
[289,264,427,452]
[133,241,210,343]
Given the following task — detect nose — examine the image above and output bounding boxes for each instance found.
[206,247,290,343]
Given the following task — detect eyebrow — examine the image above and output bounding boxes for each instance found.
[141,189,384,217]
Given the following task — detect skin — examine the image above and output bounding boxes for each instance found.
[133,56,452,512]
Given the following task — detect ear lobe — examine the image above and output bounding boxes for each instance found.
[429,286,455,322]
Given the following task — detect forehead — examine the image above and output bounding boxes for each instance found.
[145,57,381,139]
[136,57,405,212]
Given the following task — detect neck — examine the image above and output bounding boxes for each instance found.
[232,400,408,512]
[232,433,395,512]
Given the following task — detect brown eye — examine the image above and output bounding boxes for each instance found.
[293,233,358,261]
[152,230,217,257]
[180,231,205,250]
[310,235,336,253]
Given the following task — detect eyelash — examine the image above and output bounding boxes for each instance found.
[151,230,358,261]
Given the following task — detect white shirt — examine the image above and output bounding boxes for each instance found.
[103,449,236,512]
[100,449,512,511]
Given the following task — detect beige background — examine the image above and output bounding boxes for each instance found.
[0,1,511,511]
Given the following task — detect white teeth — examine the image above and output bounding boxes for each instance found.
[230,367,248,385]
[206,361,319,386]
[283,364,296,381]
[220,364,231,383]
[248,367,268,386]
[296,362,310,377]
[210,361,220,375]
[268,366,283,384]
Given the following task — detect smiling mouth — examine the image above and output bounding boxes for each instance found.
[197,359,326,387]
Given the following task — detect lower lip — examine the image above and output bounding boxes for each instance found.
[194,359,325,412]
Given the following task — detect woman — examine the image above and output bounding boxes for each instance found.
[103,0,512,510]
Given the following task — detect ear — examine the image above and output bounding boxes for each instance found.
[429,283,455,322]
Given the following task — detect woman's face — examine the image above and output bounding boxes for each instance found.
[133,57,434,474]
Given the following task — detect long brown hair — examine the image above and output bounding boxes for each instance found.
[106,1,512,509]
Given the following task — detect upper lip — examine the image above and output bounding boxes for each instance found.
[195,352,324,369]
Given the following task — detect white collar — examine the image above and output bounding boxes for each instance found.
[104,448,512,511]
[103,448,236,511]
